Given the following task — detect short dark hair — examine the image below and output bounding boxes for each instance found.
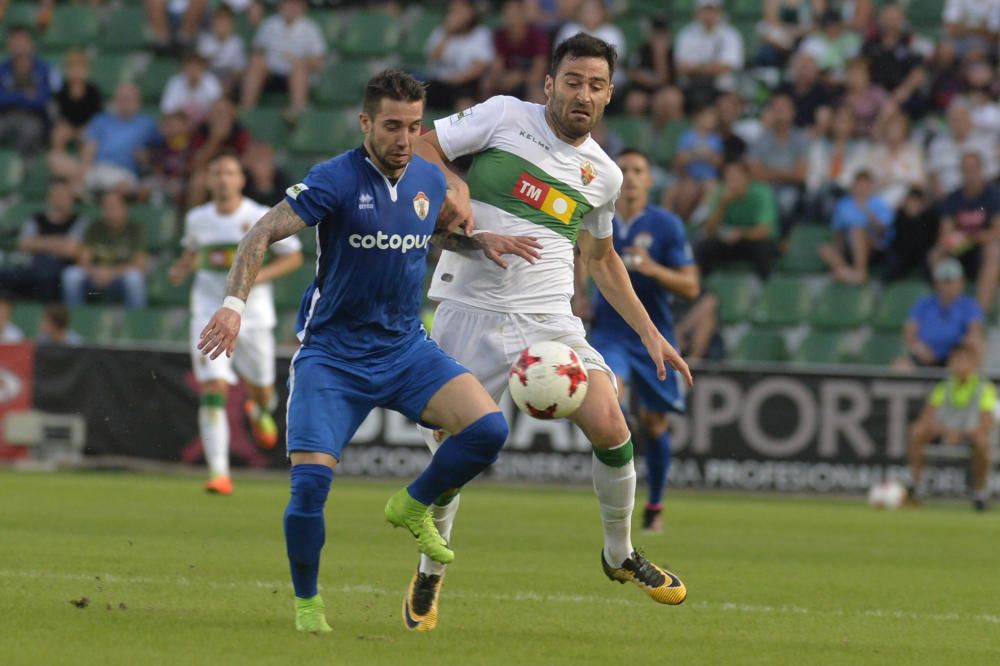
[853,169,873,183]
[363,69,427,119]
[550,32,617,80]
[616,148,650,164]
[43,304,70,331]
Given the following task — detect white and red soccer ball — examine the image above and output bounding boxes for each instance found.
[508,341,589,419]
[868,480,906,510]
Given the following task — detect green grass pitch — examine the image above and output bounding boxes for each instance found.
[2,470,999,665]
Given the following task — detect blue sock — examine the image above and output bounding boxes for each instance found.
[645,429,672,507]
[283,464,333,599]
[407,412,508,505]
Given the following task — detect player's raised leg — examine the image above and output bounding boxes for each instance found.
[570,369,686,605]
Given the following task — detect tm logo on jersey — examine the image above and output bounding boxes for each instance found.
[511,172,577,224]
[348,231,430,253]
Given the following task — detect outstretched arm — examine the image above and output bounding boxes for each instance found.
[578,230,693,386]
[198,200,307,359]
[430,229,542,269]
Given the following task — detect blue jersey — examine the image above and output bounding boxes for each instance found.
[591,205,693,345]
[285,147,446,359]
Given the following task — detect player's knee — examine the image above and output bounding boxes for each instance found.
[458,411,508,464]
[288,464,334,514]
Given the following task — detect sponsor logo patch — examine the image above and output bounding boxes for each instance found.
[511,172,577,224]
[348,231,430,253]
[358,192,375,210]
[450,108,473,125]
[286,183,309,199]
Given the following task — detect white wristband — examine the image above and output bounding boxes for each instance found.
[222,296,245,315]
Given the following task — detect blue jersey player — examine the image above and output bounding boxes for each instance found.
[197,70,541,634]
[581,149,699,534]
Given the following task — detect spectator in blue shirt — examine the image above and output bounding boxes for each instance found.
[49,83,159,198]
[819,170,894,284]
[0,25,59,155]
[895,258,984,370]
[662,104,723,221]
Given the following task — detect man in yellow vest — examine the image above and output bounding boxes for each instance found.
[907,344,995,511]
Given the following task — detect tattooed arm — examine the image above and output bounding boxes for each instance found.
[430,229,544,269]
[198,201,307,359]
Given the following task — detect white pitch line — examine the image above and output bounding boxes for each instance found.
[2,569,999,626]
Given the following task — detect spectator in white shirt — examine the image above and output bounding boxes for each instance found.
[554,0,627,87]
[927,103,999,199]
[197,5,247,96]
[161,51,223,124]
[675,0,744,109]
[424,0,495,111]
[239,0,326,121]
[943,0,1000,58]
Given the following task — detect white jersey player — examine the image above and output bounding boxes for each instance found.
[169,153,302,495]
[397,33,694,632]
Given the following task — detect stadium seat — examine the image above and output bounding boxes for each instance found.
[1,3,40,30]
[10,301,43,337]
[704,271,755,325]
[103,7,150,52]
[872,280,931,333]
[338,12,402,58]
[282,156,325,184]
[90,54,134,97]
[138,58,179,105]
[315,60,374,109]
[809,282,876,329]
[297,227,317,256]
[605,116,653,151]
[649,120,690,169]
[240,107,286,146]
[148,263,192,307]
[613,16,645,61]
[672,0,699,14]
[40,5,100,49]
[779,225,832,274]
[790,331,848,365]
[71,306,120,343]
[118,307,188,343]
[401,12,443,62]
[21,157,50,200]
[130,205,177,253]
[625,0,666,16]
[856,333,905,366]
[0,151,25,196]
[0,201,40,248]
[273,265,315,310]
[314,10,344,44]
[729,330,787,363]
[750,275,810,327]
[288,110,360,156]
[275,309,301,346]
[730,0,763,20]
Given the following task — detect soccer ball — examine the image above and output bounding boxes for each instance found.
[508,341,589,419]
[868,480,907,510]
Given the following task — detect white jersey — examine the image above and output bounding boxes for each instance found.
[182,197,302,329]
[429,96,622,314]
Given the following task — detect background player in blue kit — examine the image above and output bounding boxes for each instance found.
[578,149,699,534]
[197,69,541,634]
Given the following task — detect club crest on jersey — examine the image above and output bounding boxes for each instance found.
[636,232,654,249]
[413,191,430,220]
[358,192,375,210]
[580,161,596,186]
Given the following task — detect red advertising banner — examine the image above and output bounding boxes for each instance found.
[0,343,35,459]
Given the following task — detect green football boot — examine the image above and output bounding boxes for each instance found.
[384,488,455,564]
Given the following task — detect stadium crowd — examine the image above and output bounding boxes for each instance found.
[0,0,996,371]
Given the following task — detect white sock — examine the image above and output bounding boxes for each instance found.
[592,439,636,567]
[418,495,461,576]
[199,406,230,478]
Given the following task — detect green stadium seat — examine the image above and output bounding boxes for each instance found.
[129,204,177,253]
[148,263,192,307]
[70,305,120,343]
[605,116,653,151]
[401,12,443,62]
[672,0,698,14]
[750,275,810,327]
[339,12,402,58]
[0,151,25,196]
[103,7,151,52]
[288,110,360,156]
[790,331,848,365]
[704,271,755,325]
[282,156,325,182]
[649,120,690,169]
[41,6,100,49]
[275,309,300,346]
[614,17,645,61]
[872,280,931,333]
[908,0,945,24]
[138,58,179,105]
[314,10,344,44]
[118,307,188,343]
[730,0,763,20]
[779,225,833,274]
[809,282,876,329]
[626,0,667,16]
[21,158,50,200]
[315,60,373,109]
[90,54,134,97]
[240,107,286,146]
[10,301,43,338]
[856,333,905,366]
[730,330,787,363]
[273,264,315,310]
[1,3,40,30]
[0,201,40,249]
[297,227,317,256]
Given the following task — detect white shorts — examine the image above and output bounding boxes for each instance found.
[190,321,276,386]
[430,300,613,403]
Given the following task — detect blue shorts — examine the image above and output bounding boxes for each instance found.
[286,335,467,460]
[589,331,686,414]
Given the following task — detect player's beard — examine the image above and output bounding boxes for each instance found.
[547,94,603,142]
[369,139,410,176]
